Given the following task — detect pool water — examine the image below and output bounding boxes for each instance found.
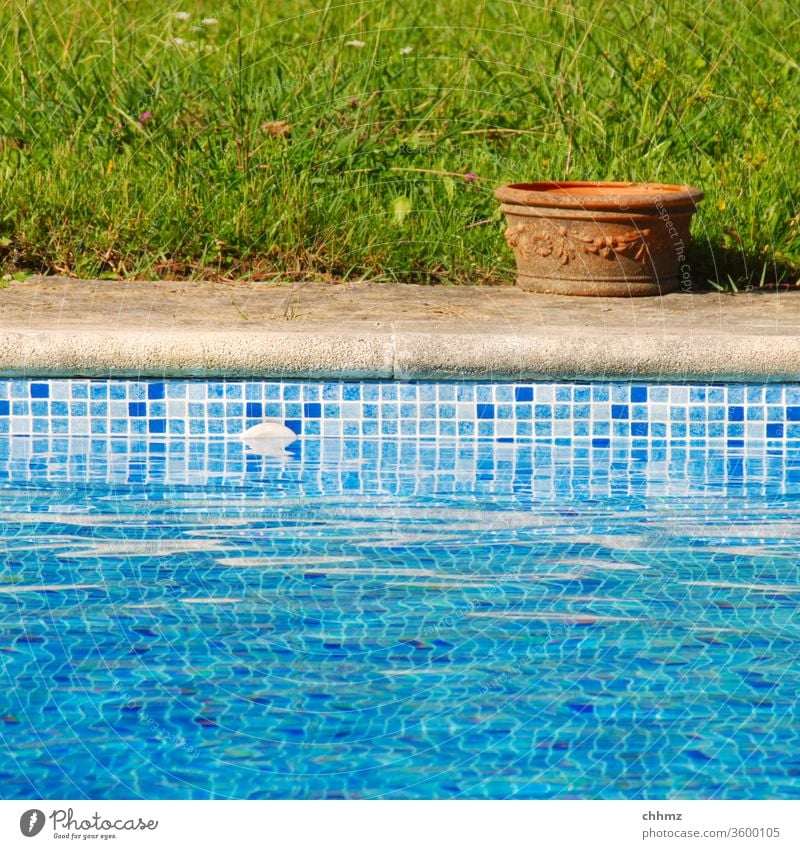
[1,380,799,799]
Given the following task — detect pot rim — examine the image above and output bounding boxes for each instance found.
[494,180,704,211]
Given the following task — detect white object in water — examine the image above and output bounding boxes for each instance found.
[242,420,298,455]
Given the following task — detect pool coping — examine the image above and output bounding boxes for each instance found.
[2,277,800,381]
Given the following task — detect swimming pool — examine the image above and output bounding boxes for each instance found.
[1,379,799,799]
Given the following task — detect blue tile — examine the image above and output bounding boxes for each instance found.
[148,383,165,400]
[167,381,188,398]
[246,402,263,418]
[630,386,647,403]
[0,401,9,416]
[611,405,629,420]
[787,407,800,421]
[728,406,744,421]
[631,422,648,436]
[553,404,570,420]
[514,386,533,403]
[285,419,302,434]
[129,402,147,417]
[304,402,321,418]
[30,383,49,398]
[767,406,783,421]
[592,438,610,448]
[477,403,495,419]
[148,419,166,434]
[767,423,784,438]
[574,404,590,419]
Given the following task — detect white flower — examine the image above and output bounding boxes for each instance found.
[190,25,202,32]
[344,39,366,48]
[200,17,218,25]
[174,11,190,20]
[172,36,186,46]
[399,46,413,55]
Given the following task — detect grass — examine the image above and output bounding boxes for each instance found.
[0,0,798,288]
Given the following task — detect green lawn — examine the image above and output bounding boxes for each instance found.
[1,0,797,288]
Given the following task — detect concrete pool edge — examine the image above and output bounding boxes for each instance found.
[2,277,800,381]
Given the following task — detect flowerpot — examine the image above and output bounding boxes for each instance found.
[495,181,704,296]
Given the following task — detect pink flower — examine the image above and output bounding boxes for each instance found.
[138,111,153,124]
[464,172,477,182]
[348,97,358,108]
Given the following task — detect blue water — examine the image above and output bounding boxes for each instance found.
[1,432,799,799]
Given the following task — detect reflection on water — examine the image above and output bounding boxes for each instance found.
[1,435,799,799]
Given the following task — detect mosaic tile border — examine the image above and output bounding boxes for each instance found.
[2,379,800,446]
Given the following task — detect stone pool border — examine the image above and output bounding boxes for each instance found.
[2,277,799,381]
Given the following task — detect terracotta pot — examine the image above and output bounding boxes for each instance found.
[495,181,704,296]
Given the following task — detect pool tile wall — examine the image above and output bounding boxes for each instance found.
[1,379,800,446]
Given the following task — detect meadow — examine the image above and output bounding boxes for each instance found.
[0,0,797,288]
